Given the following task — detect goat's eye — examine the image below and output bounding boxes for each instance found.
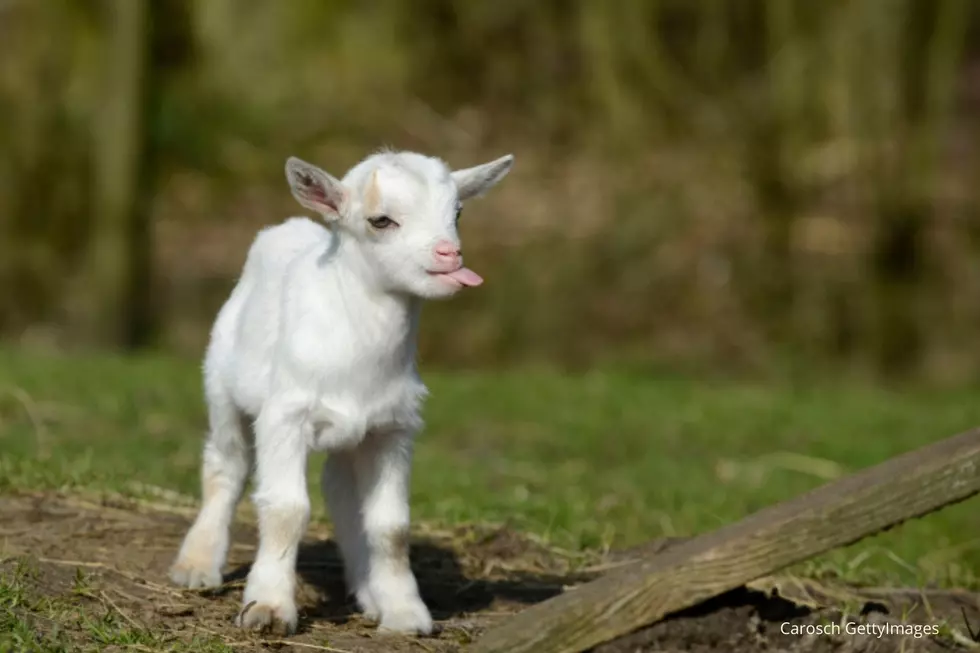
[368,215,397,229]
[455,206,462,223]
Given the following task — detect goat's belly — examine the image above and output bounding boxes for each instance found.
[308,383,427,452]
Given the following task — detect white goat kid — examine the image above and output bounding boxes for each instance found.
[168,149,514,636]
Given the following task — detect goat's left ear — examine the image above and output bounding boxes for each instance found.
[451,154,514,201]
[285,156,348,221]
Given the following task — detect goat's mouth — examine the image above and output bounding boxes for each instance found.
[427,266,484,288]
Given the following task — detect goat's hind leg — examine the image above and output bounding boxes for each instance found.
[170,396,251,589]
[321,451,378,619]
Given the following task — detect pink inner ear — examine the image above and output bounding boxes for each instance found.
[306,182,341,212]
[308,185,327,202]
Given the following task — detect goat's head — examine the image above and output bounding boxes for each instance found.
[285,150,513,299]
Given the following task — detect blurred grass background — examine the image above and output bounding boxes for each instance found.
[2,0,980,588]
[3,0,980,381]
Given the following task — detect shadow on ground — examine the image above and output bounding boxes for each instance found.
[223,535,580,628]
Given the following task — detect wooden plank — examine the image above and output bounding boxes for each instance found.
[471,427,980,653]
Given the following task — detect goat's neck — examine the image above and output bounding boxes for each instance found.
[324,232,423,350]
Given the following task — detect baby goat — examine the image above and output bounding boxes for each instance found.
[169,149,514,635]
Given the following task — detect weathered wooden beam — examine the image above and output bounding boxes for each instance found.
[472,427,980,653]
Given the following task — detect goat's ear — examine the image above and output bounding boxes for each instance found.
[285,157,347,219]
[451,154,514,201]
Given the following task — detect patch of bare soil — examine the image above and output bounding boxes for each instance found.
[1,491,978,652]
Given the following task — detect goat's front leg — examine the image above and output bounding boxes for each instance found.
[351,430,432,634]
[237,401,310,635]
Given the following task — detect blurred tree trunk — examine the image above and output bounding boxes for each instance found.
[744,0,806,344]
[870,0,969,374]
[85,0,151,348]
[83,0,194,349]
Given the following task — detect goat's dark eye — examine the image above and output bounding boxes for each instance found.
[368,215,396,229]
[455,206,463,223]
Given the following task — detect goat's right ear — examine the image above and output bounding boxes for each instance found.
[285,157,347,220]
[451,154,514,201]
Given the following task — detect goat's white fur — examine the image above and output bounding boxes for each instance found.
[169,149,514,635]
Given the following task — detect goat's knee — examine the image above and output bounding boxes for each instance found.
[255,498,310,557]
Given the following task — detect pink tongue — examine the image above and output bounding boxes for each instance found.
[444,267,484,287]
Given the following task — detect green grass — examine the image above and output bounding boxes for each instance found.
[1,346,979,589]
[0,559,233,653]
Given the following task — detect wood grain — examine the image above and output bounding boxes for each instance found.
[472,427,980,653]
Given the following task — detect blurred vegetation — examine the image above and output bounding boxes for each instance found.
[2,0,980,381]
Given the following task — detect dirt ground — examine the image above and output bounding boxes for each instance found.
[1,491,978,652]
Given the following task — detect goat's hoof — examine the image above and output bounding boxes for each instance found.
[354,588,380,621]
[378,600,433,635]
[235,599,298,636]
[169,561,223,590]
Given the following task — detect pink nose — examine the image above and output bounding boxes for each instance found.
[433,240,461,265]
